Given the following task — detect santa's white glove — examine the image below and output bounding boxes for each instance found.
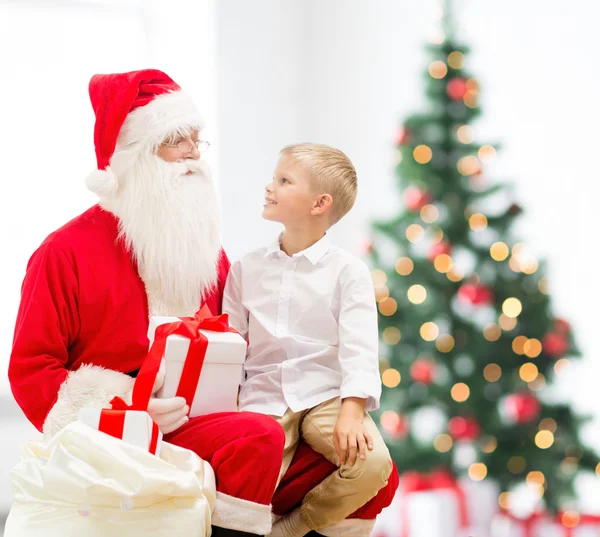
[147,396,189,434]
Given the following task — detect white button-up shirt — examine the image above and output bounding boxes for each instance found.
[222,233,381,417]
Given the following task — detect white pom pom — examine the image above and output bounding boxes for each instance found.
[85,167,118,198]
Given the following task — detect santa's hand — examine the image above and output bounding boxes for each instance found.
[147,396,189,434]
[152,358,166,394]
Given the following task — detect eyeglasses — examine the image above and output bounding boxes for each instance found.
[162,139,211,154]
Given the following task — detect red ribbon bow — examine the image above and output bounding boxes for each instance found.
[500,511,544,537]
[401,469,468,537]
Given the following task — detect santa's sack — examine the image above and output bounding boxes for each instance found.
[4,420,216,537]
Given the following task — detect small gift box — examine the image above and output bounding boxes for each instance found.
[78,407,162,456]
[400,469,469,537]
[149,306,247,417]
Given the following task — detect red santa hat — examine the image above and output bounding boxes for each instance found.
[85,69,205,198]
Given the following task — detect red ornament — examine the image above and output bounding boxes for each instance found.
[381,411,409,439]
[554,318,571,334]
[504,393,541,424]
[395,127,411,146]
[410,359,436,385]
[447,78,468,100]
[542,332,569,358]
[359,240,373,255]
[457,283,494,306]
[404,186,432,212]
[448,416,480,441]
[428,241,452,262]
[393,415,410,439]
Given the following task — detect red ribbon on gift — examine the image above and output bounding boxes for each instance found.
[500,511,544,537]
[97,407,161,455]
[401,469,468,537]
[556,512,600,537]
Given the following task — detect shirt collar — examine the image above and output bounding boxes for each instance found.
[264,233,331,265]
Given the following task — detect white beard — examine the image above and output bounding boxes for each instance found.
[101,152,221,317]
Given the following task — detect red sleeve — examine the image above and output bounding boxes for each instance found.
[8,240,80,432]
[216,248,231,314]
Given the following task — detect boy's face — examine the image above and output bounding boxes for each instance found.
[263,156,318,226]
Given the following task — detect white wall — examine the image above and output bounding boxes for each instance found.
[0,0,217,513]
[217,0,600,434]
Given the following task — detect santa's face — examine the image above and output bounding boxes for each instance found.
[100,131,222,317]
[156,130,205,165]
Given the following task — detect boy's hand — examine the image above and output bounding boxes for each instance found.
[334,397,374,466]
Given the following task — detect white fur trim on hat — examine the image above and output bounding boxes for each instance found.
[117,90,205,149]
[211,491,273,534]
[42,364,134,440]
[85,167,119,198]
[318,518,376,537]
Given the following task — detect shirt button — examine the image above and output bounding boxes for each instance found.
[280,292,288,299]
[277,324,285,332]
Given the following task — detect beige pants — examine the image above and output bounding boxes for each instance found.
[274,397,392,530]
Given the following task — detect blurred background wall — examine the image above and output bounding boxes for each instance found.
[0,0,599,527]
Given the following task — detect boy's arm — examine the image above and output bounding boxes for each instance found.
[337,262,382,411]
[222,259,249,341]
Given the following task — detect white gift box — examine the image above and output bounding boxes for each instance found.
[78,407,162,456]
[404,489,462,537]
[376,476,499,537]
[149,315,247,417]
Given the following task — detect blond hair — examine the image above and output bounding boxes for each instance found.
[280,143,357,226]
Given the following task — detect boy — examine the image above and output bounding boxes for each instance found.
[223,143,392,537]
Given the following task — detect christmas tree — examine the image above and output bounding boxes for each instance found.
[369,1,596,513]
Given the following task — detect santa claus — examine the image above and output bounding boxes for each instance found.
[8,69,397,537]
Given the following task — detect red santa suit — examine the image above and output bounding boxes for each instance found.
[8,69,397,537]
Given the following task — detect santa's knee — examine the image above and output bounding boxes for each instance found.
[238,412,285,458]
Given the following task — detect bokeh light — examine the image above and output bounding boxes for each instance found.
[420,204,440,223]
[381,368,401,388]
[420,322,440,341]
[519,363,539,382]
[429,60,448,79]
[395,257,414,276]
[535,430,555,449]
[406,224,425,242]
[468,463,487,481]
[382,327,401,345]
[524,338,542,358]
[484,324,502,342]
[457,125,473,143]
[512,335,528,354]
[434,434,453,453]
[503,298,523,318]
[436,334,455,353]
[457,155,480,175]
[451,383,470,402]
[483,364,502,382]
[469,213,488,231]
[414,145,433,164]
[499,314,517,331]
[408,285,427,304]
[447,51,465,69]
[490,242,509,261]
[434,254,453,273]
[371,269,387,286]
[508,456,526,474]
[379,297,398,316]
[478,145,496,161]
